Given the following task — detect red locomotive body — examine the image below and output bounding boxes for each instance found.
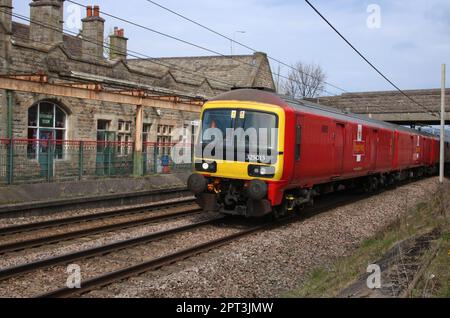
[272,97,440,205]
[188,89,443,217]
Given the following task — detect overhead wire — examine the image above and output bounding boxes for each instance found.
[143,0,349,94]
[4,10,237,91]
[66,0,341,97]
[304,0,438,117]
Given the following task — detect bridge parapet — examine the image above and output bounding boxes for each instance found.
[316,89,450,125]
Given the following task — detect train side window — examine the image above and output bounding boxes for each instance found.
[296,125,302,160]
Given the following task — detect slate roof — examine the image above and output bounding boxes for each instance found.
[12,21,82,56]
[127,54,265,90]
[10,21,275,96]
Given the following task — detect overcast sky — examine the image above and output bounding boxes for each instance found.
[12,0,450,95]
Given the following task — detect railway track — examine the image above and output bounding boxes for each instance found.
[0,198,198,254]
[0,187,192,218]
[338,229,442,298]
[0,190,368,298]
[0,216,224,282]
[1,179,427,298]
[37,221,265,298]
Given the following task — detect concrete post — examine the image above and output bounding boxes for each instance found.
[133,104,144,176]
[440,64,446,183]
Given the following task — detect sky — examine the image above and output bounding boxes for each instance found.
[11,0,450,95]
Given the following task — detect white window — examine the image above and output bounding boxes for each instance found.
[117,120,132,156]
[27,101,67,160]
[157,124,173,155]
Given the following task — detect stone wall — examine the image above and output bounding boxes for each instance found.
[0,0,273,143]
[0,1,210,142]
[29,0,64,46]
[8,90,198,141]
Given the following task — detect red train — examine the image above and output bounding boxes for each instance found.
[188,89,448,217]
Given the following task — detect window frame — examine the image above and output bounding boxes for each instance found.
[116,120,132,157]
[200,108,279,163]
[27,102,68,161]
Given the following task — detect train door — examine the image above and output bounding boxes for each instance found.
[371,129,379,171]
[410,135,415,166]
[96,120,116,176]
[392,131,399,169]
[294,115,303,181]
[38,129,54,179]
[414,135,421,164]
[423,138,430,165]
[334,123,345,176]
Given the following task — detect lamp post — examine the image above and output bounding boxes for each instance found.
[231,31,246,55]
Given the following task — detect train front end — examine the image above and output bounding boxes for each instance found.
[187,97,286,217]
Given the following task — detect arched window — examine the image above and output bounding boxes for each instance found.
[27,101,67,159]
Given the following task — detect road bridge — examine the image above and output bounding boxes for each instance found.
[316,89,450,126]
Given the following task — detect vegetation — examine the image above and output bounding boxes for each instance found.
[281,62,327,99]
[286,184,450,298]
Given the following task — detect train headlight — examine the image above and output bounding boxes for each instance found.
[195,161,217,173]
[248,165,275,178]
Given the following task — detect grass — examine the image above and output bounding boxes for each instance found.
[285,183,450,298]
[412,230,450,297]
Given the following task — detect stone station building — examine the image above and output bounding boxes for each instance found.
[0,0,276,183]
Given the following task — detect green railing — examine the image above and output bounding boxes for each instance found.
[0,139,193,185]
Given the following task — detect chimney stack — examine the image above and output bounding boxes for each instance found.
[81,4,105,60]
[0,0,12,62]
[109,26,128,60]
[29,0,65,46]
[0,0,12,35]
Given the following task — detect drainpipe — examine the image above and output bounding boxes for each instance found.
[6,90,12,138]
[6,90,13,184]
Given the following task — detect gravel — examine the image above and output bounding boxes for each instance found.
[0,177,445,298]
[0,218,238,298]
[0,202,199,247]
[0,196,194,228]
[0,210,214,270]
[82,177,446,298]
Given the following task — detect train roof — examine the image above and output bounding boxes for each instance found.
[209,89,438,139]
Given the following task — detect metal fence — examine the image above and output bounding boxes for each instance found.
[0,139,193,185]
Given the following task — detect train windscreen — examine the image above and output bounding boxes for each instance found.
[199,109,278,164]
